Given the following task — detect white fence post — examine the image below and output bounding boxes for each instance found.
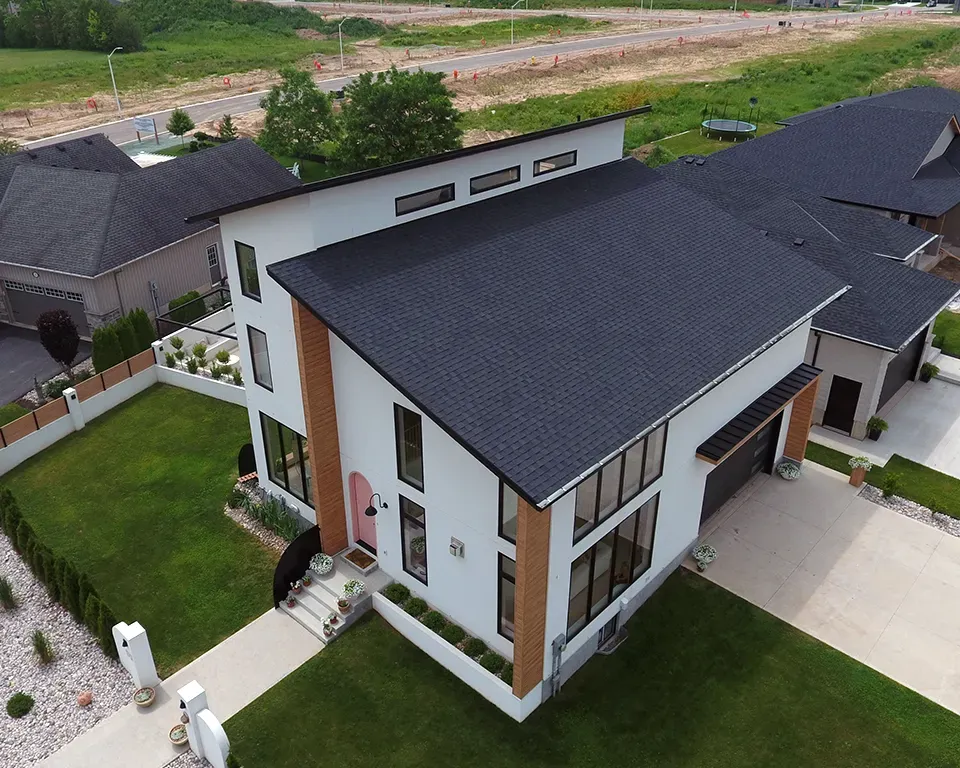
[112,621,160,689]
[177,680,230,768]
[62,388,85,431]
[151,339,165,366]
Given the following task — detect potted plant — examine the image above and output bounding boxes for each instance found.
[848,455,872,487]
[867,415,888,441]
[302,572,312,587]
[337,597,351,614]
[692,544,717,572]
[342,578,366,600]
[328,612,339,626]
[286,594,296,608]
[133,687,156,708]
[920,362,940,383]
[775,460,801,481]
[309,552,334,576]
[322,621,334,638]
[169,724,188,746]
[291,580,302,595]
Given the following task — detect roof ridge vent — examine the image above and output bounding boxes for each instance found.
[695,158,706,166]
[684,157,695,164]
[793,238,805,246]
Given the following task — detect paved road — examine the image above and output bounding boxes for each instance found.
[0,325,91,404]
[28,7,901,148]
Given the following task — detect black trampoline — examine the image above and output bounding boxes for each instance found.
[701,118,757,141]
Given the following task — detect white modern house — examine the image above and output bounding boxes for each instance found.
[190,109,849,721]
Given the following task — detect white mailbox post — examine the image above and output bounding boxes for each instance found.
[177,680,230,768]
[112,621,159,689]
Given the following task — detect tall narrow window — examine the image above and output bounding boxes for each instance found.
[498,554,516,641]
[566,549,592,638]
[643,424,667,487]
[394,404,424,490]
[236,241,260,301]
[247,325,273,391]
[400,496,428,584]
[597,457,622,523]
[620,439,646,503]
[259,413,313,507]
[499,482,519,543]
[631,495,658,580]
[573,472,598,541]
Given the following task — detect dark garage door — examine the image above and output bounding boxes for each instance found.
[700,412,782,525]
[877,328,926,411]
[3,281,90,337]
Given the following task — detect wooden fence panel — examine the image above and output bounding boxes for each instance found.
[74,376,105,402]
[35,398,68,427]
[1,412,37,445]
[100,361,131,389]
[129,349,155,375]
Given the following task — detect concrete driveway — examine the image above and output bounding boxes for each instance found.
[0,324,91,404]
[690,462,960,715]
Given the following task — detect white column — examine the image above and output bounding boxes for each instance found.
[112,621,160,689]
[62,388,85,431]
[151,339,165,366]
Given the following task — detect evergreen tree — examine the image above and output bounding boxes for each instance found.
[83,594,101,636]
[92,326,123,372]
[218,114,238,141]
[114,316,138,360]
[15,518,33,555]
[98,601,119,658]
[129,308,155,352]
[61,564,82,620]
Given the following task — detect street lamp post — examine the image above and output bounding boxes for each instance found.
[107,47,123,116]
[510,0,527,45]
[339,18,350,72]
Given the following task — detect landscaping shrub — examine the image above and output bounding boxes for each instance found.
[6,692,34,718]
[170,336,184,351]
[61,563,82,621]
[165,353,176,368]
[227,487,246,508]
[404,597,427,617]
[98,601,119,658]
[478,651,505,674]
[421,610,447,633]
[32,629,54,664]
[933,335,944,350]
[0,575,16,609]
[216,349,230,364]
[192,342,208,360]
[83,594,102,637]
[15,517,34,555]
[43,378,73,399]
[881,472,903,499]
[440,623,465,645]
[130,307,156,352]
[210,363,224,380]
[92,325,124,372]
[219,364,233,376]
[226,755,242,768]
[232,370,243,386]
[187,358,199,375]
[240,494,301,541]
[382,582,410,605]
[168,290,204,323]
[115,316,139,360]
[462,637,486,658]
[78,573,98,617]
[501,662,513,685]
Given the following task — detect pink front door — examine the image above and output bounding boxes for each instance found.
[349,472,377,554]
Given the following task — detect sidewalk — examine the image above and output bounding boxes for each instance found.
[39,609,323,768]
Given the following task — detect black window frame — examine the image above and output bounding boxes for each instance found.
[259,412,313,508]
[235,241,261,302]
[498,481,519,544]
[394,403,425,491]
[572,422,668,543]
[470,165,521,195]
[498,553,516,641]
[247,325,273,392]
[533,150,577,177]
[395,183,455,217]
[400,495,428,585]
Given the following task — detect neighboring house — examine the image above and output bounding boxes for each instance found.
[190,109,850,720]
[718,86,960,265]
[0,136,299,339]
[659,154,959,440]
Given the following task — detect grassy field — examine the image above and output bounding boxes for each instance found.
[227,570,960,768]
[934,310,960,357]
[460,27,960,151]
[0,402,28,427]
[0,385,277,677]
[380,15,608,48]
[344,0,820,11]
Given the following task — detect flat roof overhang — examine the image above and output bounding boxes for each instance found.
[696,363,821,465]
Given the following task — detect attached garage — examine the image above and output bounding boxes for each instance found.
[877,327,926,411]
[2,280,90,337]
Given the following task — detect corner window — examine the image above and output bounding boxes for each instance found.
[499,482,519,543]
[236,241,260,301]
[400,496,428,584]
[247,325,273,391]
[470,166,520,195]
[260,413,313,507]
[534,150,577,176]
[395,183,454,216]
[498,554,516,641]
[394,404,424,491]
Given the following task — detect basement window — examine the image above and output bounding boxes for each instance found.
[395,183,455,216]
[470,166,520,195]
[534,150,577,176]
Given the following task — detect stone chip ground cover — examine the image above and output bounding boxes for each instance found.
[0,532,127,767]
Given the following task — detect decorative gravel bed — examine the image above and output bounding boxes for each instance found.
[0,534,127,767]
[860,484,960,538]
[166,750,206,768]
[223,483,287,554]
[20,358,95,408]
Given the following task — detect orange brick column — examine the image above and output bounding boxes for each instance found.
[512,498,551,699]
[783,378,819,463]
[292,298,349,554]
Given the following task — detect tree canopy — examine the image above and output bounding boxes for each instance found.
[166,108,195,144]
[36,310,80,371]
[258,66,337,160]
[1,0,142,52]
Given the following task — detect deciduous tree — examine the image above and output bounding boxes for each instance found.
[258,66,337,160]
[166,107,195,145]
[36,309,80,372]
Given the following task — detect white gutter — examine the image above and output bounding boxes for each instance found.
[537,284,851,508]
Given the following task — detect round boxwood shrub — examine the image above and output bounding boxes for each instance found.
[478,651,506,674]
[440,623,466,645]
[7,692,34,718]
[404,597,427,617]
[383,582,410,606]
[420,610,447,633]
[462,637,487,658]
[501,662,514,685]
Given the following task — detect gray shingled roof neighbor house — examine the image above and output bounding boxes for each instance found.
[720,87,960,217]
[661,154,959,351]
[268,158,847,506]
[0,137,300,277]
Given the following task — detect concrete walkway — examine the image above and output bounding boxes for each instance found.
[689,463,960,715]
[40,610,323,768]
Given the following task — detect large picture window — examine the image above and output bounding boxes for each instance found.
[394,404,424,491]
[400,496,428,584]
[236,242,260,301]
[260,413,313,507]
[498,554,516,641]
[566,493,659,640]
[572,422,667,542]
[499,482,519,543]
[247,325,273,391]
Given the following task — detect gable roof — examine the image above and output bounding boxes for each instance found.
[0,134,137,194]
[268,157,846,507]
[721,97,960,216]
[659,154,958,350]
[0,139,301,277]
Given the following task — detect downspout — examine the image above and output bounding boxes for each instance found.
[811,331,822,368]
[112,269,125,315]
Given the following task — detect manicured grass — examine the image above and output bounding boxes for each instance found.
[380,15,607,49]
[157,144,339,183]
[933,310,960,358]
[806,441,960,520]
[0,402,29,428]
[227,570,960,767]
[656,123,780,157]
[1,385,275,676]
[461,27,960,152]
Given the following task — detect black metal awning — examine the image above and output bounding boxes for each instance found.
[696,363,820,464]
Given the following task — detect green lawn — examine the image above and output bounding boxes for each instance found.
[380,15,607,49]
[933,310,960,358]
[0,402,28,427]
[0,385,276,676]
[656,123,780,157]
[227,570,960,768]
[157,144,339,183]
[806,441,960,520]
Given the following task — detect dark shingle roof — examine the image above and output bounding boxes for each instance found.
[721,103,960,216]
[268,158,846,506]
[0,134,137,194]
[780,86,960,126]
[0,139,300,276]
